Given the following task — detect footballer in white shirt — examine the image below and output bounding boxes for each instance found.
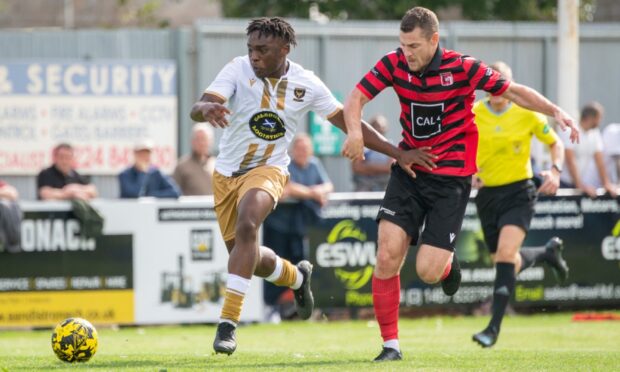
[190,17,411,356]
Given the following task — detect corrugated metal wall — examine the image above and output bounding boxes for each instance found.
[195,20,620,192]
[2,21,620,197]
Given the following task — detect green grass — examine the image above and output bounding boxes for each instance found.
[1,313,619,371]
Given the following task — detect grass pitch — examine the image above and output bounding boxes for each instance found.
[1,313,619,371]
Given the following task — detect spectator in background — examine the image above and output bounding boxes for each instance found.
[595,123,620,189]
[37,143,98,200]
[263,133,333,321]
[0,180,21,253]
[173,123,215,196]
[560,102,617,198]
[0,181,18,201]
[118,139,180,198]
[352,115,394,192]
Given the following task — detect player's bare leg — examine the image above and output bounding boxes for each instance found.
[416,243,461,295]
[372,220,409,361]
[214,189,272,355]
[215,189,313,355]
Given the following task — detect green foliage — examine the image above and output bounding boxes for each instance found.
[117,0,169,28]
[222,0,597,22]
[1,314,619,371]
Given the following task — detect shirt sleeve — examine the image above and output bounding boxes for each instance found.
[118,169,139,198]
[531,113,557,145]
[204,58,240,102]
[309,75,342,120]
[75,172,90,185]
[146,169,181,198]
[593,129,604,152]
[36,171,46,189]
[356,53,395,100]
[462,57,510,96]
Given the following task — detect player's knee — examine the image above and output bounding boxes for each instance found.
[416,261,441,284]
[375,248,400,271]
[235,219,258,242]
[494,246,518,263]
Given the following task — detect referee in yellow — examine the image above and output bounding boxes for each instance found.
[471,61,569,348]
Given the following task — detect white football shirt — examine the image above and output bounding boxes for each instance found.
[205,56,342,177]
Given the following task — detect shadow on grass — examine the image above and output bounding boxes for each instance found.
[208,357,382,370]
[40,360,167,370]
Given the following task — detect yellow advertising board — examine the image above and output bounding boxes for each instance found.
[0,290,134,327]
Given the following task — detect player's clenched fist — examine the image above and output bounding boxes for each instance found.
[341,132,365,161]
[195,102,231,128]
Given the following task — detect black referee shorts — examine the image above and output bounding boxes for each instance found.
[474,178,537,253]
[376,164,472,251]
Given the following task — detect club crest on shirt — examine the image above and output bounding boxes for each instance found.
[440,72,453,86]
[249,110,286,141]
[293,87,306,102]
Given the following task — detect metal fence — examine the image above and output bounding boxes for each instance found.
[2,20,620,197]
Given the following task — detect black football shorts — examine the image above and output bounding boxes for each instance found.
[474,178,537,253]
[376,164,472,251]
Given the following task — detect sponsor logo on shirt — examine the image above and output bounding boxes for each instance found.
[249,110,286,141]
[411,101,443,139]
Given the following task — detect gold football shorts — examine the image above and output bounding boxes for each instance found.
[213,165,288,242]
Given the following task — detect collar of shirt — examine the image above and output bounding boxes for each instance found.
[419,45,443,77]
[191,152,209,165]
[52,165,74,179]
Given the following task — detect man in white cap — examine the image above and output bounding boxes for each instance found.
[118,139,180,198]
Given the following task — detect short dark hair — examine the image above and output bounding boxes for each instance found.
[400,7,439,38]
[246,17,297,47]
[580,102,603,121]
[53,143,73,153]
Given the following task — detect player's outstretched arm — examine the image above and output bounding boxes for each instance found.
[335,88,437,178]
[340,88,367,161]
[502,83,580,143]
[190,93,231,128]
[329,111,398,160]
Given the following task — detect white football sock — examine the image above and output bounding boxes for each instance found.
[383,339,400,351]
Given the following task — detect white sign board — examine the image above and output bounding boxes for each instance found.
[0,61,177,175]
[10,199,264,327]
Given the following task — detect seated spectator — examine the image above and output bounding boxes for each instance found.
[0,180,21,253]
[0,181,18,201]
[37,143,98,200]
[118,139,180,198]
[352,115,393,191]
[560,102,617,198]
[173,123,215,196]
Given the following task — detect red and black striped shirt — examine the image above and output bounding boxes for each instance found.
[357,46,510,177]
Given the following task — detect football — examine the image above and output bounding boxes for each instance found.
[51,318,98,363]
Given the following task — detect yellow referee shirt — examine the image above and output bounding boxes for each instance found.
[474,99,558,186]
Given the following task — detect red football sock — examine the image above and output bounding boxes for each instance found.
[440,257,452,280]
[372,274,401,342]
